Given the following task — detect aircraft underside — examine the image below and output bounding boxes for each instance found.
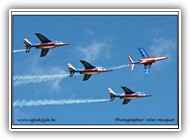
[80,71,98,75]
[36,46,56,49]
[120,96,139,99]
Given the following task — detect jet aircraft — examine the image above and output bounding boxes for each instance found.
[108,86,151,105]
[128,48,167,76]
[23,33,70,57]
[68,60,113,81]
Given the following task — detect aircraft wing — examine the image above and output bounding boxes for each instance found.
[138,48,150,58]
[35,33,52,43]
[83,74,92,81]
[123,99,131,104]
[40,49,49,57]
[121,86,135,94]
[144,64,152,76]
[80,60,96,69]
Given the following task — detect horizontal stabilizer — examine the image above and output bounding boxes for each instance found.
[130,64,134,71]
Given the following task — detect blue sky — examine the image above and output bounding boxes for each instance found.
[12,14,178,125]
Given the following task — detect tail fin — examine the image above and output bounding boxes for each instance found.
[128,56,135,71]
[67,63,76,77]
[108,88,116,101]
[23,39,31,53]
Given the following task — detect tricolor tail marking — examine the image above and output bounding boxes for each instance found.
[23,39,32,52]
[108,88,116,101]
[128,56,135,71]
[67,63,76,77]
[23,39,31,46]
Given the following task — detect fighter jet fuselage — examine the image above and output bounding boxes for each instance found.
[119,93,152,99]
[35,42,69,49]
[23,33,70,57]
[108,86,151,105]
[68,60,113,81]
[128,48,168,76]
[79,68,112,75]
[139,56,167,65]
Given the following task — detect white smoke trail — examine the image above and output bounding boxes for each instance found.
[13,49,25,53]
[13,99,110,107]
[108,64,129,70]
[14,74,69,86]
[13,64,129,86]
[14,73,80,87]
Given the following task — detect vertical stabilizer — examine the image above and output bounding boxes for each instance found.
[128,56,135,70]
[67,63,76,77]
[23,39,32,53]
[108,88,116,101]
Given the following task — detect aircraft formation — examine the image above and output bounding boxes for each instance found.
[21,33,168,105]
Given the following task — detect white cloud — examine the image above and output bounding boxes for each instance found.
[14,54,70,93]
[84,28,95,37]
[76,40,111,62]
[149,37,177,69]
[150,37,177,59]
[48,68,68,93]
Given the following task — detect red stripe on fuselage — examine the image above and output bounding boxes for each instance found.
[139,56,156,64]
[36,43,66,49]
[36,42,55,47]
[80,69,99,74]
[79,69,111,74]
[139,56,167,64]
[120,94,151,99]
[120,94,141,98]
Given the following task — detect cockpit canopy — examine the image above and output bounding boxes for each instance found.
[54,40,63,44]
[96,66,106,71]
[135,92,146,96]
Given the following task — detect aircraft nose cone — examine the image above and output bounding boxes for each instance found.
[62,43,70,46]
[146,94,152,97]
[61,43,70,46]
